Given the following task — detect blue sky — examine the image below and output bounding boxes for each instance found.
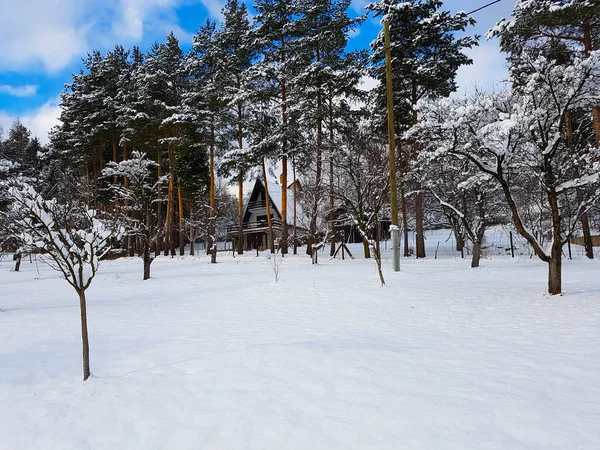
[0,0,515,143]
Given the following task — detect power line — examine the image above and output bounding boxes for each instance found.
[466,0,504,15]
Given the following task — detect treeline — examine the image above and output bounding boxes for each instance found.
[40,0,477,263]
[2,0,599,295]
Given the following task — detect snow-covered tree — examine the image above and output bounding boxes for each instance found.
[411,51,600,294]
[217,0,254,255]
[419,153,507,267]
[488,0,600,258]
[292,0,365,256]
[135,33,190,256]
[251,0,305,255]
[102,151,164,279]
[3,183,121,380]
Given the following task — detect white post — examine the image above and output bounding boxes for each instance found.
[391,225,400,272]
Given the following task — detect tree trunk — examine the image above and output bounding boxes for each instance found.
[401,183,409,257]
[143,239,153,280]
[593,107,600,147]
[280,75,288,255]
[415,191,425,258]
[374,222,385,286]
[189,203,196,257]
[236,93,245,256]
[412,80,425,259]
[547,184,563,295]
[78,289,91,381]
[329,97,336,257]
[363,239,371,259]
[456,233,464,253]
[237,167,244,255]
[123,143,129,207]
[178,183,185,256]
[14,253,22,272]
[308,50,323,257]
[471,225,485,268]
[166,143,176,257]
[112,137,118,185]
[208,116,216,262]
[156,148,163,257]
[548,255,562,295]
[262,158,274,253]
[577,189,593,259]
[293,159,298,255]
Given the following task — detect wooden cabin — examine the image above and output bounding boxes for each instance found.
[228,179,304,251]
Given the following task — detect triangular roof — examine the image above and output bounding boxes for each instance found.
[243,179,304,226]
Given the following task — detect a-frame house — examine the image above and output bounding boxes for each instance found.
[228,179,302,251]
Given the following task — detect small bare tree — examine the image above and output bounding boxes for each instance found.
[4,183,121,380]
[270,252,282,283]
[333,126,389,286]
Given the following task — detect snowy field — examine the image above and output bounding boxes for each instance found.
[1,231,600,449]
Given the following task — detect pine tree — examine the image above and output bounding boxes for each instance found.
[135,33,189,256]
[218,0,254,255]
[188,20,228,261]
[2,120,31,166]
[367,0,477,258]
[293,0,364,257]
[252,0,303,255]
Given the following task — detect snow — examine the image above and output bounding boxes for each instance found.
[1,233,600,449]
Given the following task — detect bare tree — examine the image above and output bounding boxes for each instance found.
[333,126,389,285]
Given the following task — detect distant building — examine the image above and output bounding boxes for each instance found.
[228,179,305,251]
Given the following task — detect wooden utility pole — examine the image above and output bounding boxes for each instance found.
[385,20,400,272]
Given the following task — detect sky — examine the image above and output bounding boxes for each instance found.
[0,0,516,144]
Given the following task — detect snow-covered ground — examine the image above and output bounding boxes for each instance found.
[1,231,600,449]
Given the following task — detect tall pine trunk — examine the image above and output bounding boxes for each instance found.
[262,158,274,253]
[412,80,425,258]
[156,148,163,256]
[293,158,298,255]
[237,103,245,255]
[165,143,176,257]
[178,183,185,256]
[208,116,216,262]
[280,78,288,255]
[308,49,323,257]
[329,96,336,257]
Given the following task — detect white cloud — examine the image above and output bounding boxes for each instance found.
[454,38,509,95]
[0,85,38,97]
[0,100,61,144]
[0,0,91,72]
[200,0,226,20]
[0,0,226,73]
